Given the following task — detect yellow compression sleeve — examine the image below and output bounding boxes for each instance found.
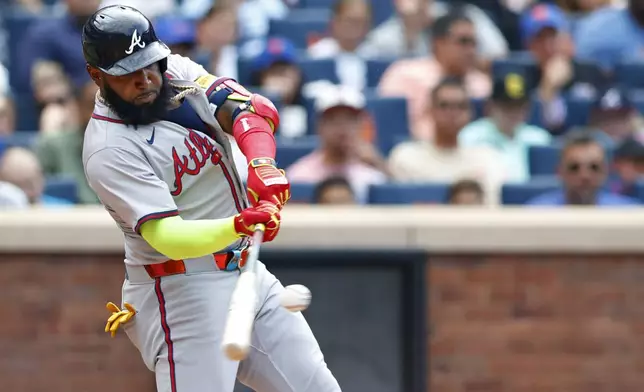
[139,215,240,260]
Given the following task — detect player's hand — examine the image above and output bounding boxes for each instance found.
[105,302,136,338]
[234,201,281,242]
[246,158,291,208]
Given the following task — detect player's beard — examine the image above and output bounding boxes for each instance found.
[103,75,173,128]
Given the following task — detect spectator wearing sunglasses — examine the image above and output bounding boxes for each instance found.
[378,10,491,141]
[388,78,504,205]
[526,133,640,206]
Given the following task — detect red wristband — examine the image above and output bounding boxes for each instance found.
[232,112,276,162]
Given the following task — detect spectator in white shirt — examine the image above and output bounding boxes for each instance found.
[308,0,372,90]
[194,3,239,80]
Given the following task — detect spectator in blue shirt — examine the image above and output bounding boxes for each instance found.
[527,133,640,206]
[15,0,100,92]
[575,0,644,70]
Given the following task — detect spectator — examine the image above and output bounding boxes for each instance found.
[155,15,197,58]
[557,0,613,16]
[379,11,492,141]
[361,0,508,61]
[0,147,73,206]
[287,85,387,203]
[194,3,239,80]
[308,0,372,90]
[16,0,99,92]
[526,133,640,205]
[459,73,552,183]
[250,37,308,138]
[388,78,504,205]
[575,0,644,69]
[313,177,357,205]
[0,95,15,137]
[0,181,29,210]
[31,61,80,134]
[447,179,485,205]
[521,3,599,134]
[181,0,289,42]
[35,83,99,205]
[99,0,176,19]
[0,63,8,97]
[610,136,644,198]
[588,87,641,146]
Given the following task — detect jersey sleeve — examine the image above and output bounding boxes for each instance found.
[165,53,210,81]
[85,147,179,234]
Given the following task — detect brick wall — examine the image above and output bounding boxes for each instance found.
[4,253,644,392]
[1,254,155,392]
[428,255,644,392]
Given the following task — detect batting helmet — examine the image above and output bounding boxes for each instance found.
[82,5,171,76]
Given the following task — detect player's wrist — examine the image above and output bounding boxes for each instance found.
[248,157,277,169]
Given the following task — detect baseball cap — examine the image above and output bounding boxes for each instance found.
[520,3,568,44]
[251,37,298,73]
[154,16,196,46]
[314,84,366,114]
[592,87,633,112]
[614,137,644,161]
[491,73,530,103]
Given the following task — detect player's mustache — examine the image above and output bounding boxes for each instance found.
[103,76,172,127]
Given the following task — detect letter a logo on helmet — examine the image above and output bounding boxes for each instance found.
[125,29,146,55]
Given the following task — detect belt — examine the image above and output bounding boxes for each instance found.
[143,249,249,279]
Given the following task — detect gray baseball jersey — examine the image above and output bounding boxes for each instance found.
[83,54,248,266]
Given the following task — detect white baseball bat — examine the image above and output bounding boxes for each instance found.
[221,224,265,361]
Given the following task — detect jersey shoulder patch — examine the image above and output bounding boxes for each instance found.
[194,74,218,90]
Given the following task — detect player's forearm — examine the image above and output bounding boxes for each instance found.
[140,216,240,260]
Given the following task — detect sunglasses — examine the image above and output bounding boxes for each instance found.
[565,161,603,173]
[435,100,469,110]
[452,35,477,47]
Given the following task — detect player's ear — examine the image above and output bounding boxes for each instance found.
[86,65,102,86]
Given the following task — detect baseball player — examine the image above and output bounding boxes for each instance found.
[81,5,341,392]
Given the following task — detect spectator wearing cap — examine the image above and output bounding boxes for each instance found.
[388,78,505,205]
[527,133,640,206]
[521,3,599,134]
[588,87,641,145]
[459,73,552,183]
[287,85,387,204]
[575,0,644,69]
[15,0,99,92]
[155,15,197,58]
[308,0,372,91]
[610,136,644,197]
[361,0,508,61]
[193,3,239,81]
[378,11,491,141]
[250,37,308,138]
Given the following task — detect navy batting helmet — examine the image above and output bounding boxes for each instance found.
[82,5,170,76]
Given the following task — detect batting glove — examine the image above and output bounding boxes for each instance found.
[246,158,291,208]
[105,302,136,338]
[234,201,281,242]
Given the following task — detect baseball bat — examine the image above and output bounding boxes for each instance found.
[221,223,265,361]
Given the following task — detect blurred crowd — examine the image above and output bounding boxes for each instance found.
[2,0,644,209]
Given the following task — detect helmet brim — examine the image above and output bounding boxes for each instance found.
[99,41,171,76]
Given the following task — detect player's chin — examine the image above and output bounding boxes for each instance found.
[134,91,159,105]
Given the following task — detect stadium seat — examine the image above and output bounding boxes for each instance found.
[297,0,393,26]
[615,61,644,89]
[276,137,318,169]
[5,9,49,90]
[529,145,561,177]
[368,183,449,204]
[365,59,395,88]
[298,58,338,84]
[501,177,560,205]
[44,177,78,204]
[564,95,593,129]
[3,131,37,149]
[288,182,317,203]
[364,95,409,155]
[268,9,330,49]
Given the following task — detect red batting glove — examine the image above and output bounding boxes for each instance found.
[246,158,291,208]
[233,201,281,242]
